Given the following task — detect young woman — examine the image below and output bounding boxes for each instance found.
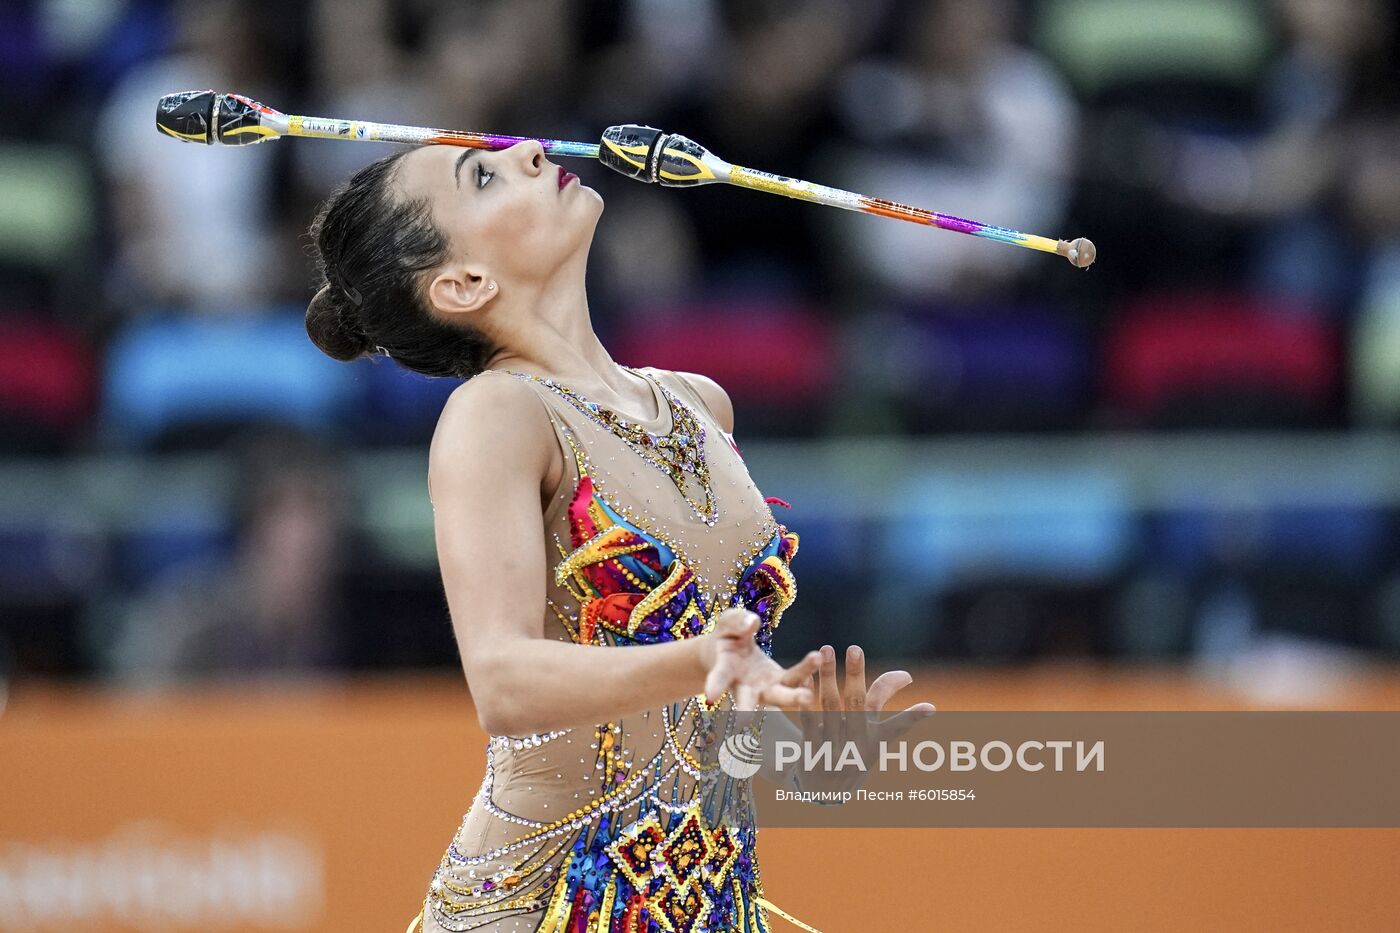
[305,139,928,932]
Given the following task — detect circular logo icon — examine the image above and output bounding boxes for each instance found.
[718,730,764,779]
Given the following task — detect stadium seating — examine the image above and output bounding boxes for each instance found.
[1103,291,1339,428]
[880,463,1135,588]
[1034,0,1270,118]
[351,357,461,446]
[608,298,837,437]
[0,317,96,453]
[101,311,356,449]
[881,302,1090,432]
[0,142,94,274]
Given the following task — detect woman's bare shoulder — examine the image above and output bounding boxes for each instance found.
[654,368,734,435]
[434,371,544,438]
[428,372,556,495]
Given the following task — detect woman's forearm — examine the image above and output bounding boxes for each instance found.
[469,634,716,736]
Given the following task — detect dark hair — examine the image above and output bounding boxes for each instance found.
[305,150,501,379]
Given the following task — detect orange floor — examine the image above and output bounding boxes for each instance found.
[3,665,1397,931]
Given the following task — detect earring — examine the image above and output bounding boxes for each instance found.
[487,283,496,290]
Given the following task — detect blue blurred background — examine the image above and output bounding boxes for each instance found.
[4,0,1400,697]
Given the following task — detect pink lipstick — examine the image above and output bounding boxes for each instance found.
[557,166,577,190]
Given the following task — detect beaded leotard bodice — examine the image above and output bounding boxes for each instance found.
[414,367,803,933]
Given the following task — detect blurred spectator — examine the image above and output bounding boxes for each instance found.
[95,0,299,311]
[1031,0,1273,298]
[1242,0,1397,310]
[294,0,578,194]
[291,0,418,195]
[819,0,1078,300]
[1348,118,1400,425]
[664,0,876,293]
[577,0,721,123]
[97,427,352,685]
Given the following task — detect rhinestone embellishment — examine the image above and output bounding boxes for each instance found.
[505,367,718,523]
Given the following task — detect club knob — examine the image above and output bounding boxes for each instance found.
[1061,237,1097,269]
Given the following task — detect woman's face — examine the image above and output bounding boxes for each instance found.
[395,140,604,289]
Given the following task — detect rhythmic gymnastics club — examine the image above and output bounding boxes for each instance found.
[156,90,1096,269]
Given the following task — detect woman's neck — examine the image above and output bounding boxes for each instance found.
[484,260,634,396]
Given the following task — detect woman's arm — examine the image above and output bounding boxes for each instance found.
[430,374,714,735]
[429,374,808,737]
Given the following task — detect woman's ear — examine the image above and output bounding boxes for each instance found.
[427,266,497,318]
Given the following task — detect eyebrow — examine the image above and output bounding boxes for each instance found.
[454,148,481,189]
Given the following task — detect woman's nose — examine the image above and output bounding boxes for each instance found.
[513,140,545,174]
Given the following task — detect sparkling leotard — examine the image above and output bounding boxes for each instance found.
[407,367,812,933]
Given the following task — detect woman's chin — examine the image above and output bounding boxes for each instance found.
[582,194,605,224]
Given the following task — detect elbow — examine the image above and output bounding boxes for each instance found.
[475,704,513,737]
[478,701,540,739]
[471,684,516,736]
[474,686,550,739]
[464,652,518,736]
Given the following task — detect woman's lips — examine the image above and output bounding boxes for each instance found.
[557,166,577,190]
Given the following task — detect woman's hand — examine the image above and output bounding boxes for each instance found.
[806,643,936,724]
[782,644,936,795]
[701,608,822,712]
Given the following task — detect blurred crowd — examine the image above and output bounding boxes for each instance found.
[3,0,1400,685]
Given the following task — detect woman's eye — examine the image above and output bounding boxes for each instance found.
[476,164,494,189]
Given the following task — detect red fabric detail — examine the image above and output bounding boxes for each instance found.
[567,474,598,547]
[569,886,592,933]
[623,894,647,932]
[596,592,641,621]
[763,496,791,509]
[580,592,644,642]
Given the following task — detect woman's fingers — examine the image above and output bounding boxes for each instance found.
[865,669,914,713]
[704,611,763,702]
[844,645,867,712]
[875,703,937,741]
[758,682,814,711]
[710,624,827,715]
[715,608,759,638]
[705,654,736,703]
[780,650,822,685]
[818,645,842,712]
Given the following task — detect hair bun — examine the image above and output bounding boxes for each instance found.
[305,283,373,362]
